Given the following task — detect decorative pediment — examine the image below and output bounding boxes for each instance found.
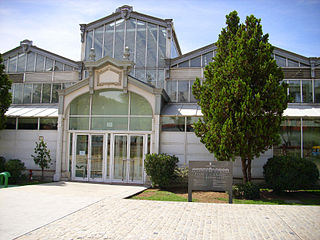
[96,65,122,86]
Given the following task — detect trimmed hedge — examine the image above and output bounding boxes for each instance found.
[1,158,26,184]
[263,156,319,192]
[232,182,260,199]
[145,153,179,189]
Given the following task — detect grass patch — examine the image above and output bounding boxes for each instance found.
[132,189,197,202]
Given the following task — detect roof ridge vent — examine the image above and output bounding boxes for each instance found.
[20,39,33,52]
[116,5,133,20]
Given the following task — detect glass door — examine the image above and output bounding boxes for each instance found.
[89,135,104,181]
[113,135,128,181]
[129,135,144,182]
[74,134,89,180]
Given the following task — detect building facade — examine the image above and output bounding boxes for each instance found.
[1,5,320,183]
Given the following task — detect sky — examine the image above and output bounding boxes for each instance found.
[0,0,319,61]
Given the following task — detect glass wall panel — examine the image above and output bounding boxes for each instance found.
[288,59,299,67]
[130,117,152,131]
[26,52,36,72]
[85,31,93,60]
[315,80,320,103]
[69,133,73,173]
[166,80,177,102]
[303,119,320,174]
[136,20,146,67]
[202,52,213,67]
[91,117,128,130]
[42,84,51,103]
[106,134,110,177]
[51,83,61,103]
[147,23,157,67]
[178,80,189,102]
[104,22,114,58]
[135,69,145,81]
[5,118,16,129]
[158,69,165,89]
[179,60,189,68]
[130,92,152,115]
[300,62,310,67]
[114,135,127,180]
[130,136,143,181]
[91,135,103,178]
[70,93,90,115]
[18,118,38,129]
[186,116,200,132]
[23,84,32,104]
[94,26,104,60]
[190,56,201,67]
[161,116,185,132]
[64,65,73,71]
[274,119,301,157]
[171,39,178,58]
[8,55,17,73]
[275,55,286,67]
[69,117,89,130]
[17,53,26,72]
[75,135,88,178]
[125,18,136,62]
[302,80,312,103]
[190,80,197,102]
[54,61,63,71]
[158,27,166,67]
[45,58,54,71]
[3,59,8,72]
[288,80,301,103]
[32,84,41,103]
[13,84,23,104]
[35,54,45,72]
[92,90,128,115]
[40,118,58,130]
[114,19,125,60]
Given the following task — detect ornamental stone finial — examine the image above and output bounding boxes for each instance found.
[89,48,96,61]
[20,39,33,52]
[123,46,130,60]
[116,5,133,20]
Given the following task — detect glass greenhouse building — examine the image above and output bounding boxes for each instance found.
[1,5,320,183]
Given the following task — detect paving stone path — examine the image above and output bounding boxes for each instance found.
[18,199,320,240]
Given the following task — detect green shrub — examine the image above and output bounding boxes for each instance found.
[173,167,189,185]
[263,156,319,192]
[5,159,26,184]
[144,153,179,189]
[232,182,260,199]
[0,156,6,173]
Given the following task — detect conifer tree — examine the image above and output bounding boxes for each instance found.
[0,54,12,129]
[193,11,289,183]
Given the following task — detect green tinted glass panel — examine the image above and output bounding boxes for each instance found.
[52,84,61,103]
[13,84,23,104]
[32,84,41,103]
[289,80,301,103]
[18,118,38,130]
[130,92,152,115]
[23,84,32,104]
[92,90,128,115]
[302,80,312,103]
[76,135,88,178]
[130,117,152,131]
[70,93,90,115]
[40,118,58,130]
[91,117,128,130]
[42,84,51,103]
[161,117,185,132]
[69,117,89,130]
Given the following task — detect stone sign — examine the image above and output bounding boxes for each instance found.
[188,161,233,203]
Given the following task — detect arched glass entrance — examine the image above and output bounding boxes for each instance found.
[68,90,152,183]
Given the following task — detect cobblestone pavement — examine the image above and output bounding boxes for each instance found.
[17,198,320,240]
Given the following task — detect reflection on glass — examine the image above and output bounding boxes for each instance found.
[190,80,197,102]
[302,80,312,103]
[126,19,136,62]
[51,84,61,103]
[274,119,301,157]
[202,52,213,67]
[130,117,152,131]
[23,84,32,104]
[32,84,41,103]
[288,80,301,103]
[130,93,152,115]
[178,80,189,102]
[13,84,23,104]
[8,55,17,73]
[69,133,72,174]
[18,118,38,130]
[26,52,35,72]
[91,135,103,179]
[158,27,166,67]
[161,116,185,132]
[106,134,110,177]
[42,84,51,103]
[54,61,63,71]
[166,80,177,102]
[315,80,320,103]
[85,31,93,61]
[94,26,103,59]
[275,55,286,67]
[130,136,143,181]
[69,117,89,130]
[288,59,299,67]
[147,23,157,67]
[70,93,90,115]
[17,53,26,72]
[136,20,146,67]
[186,117,200,132]
[92,90,129,115]
[5,118,16,129]
[91,117,128,130]
[114,135,127,180]
[35,54,45,72]
[104,22,114,58]
[40,118,58,130]
[114,19,125,60]
[190,56,201,67]
[179,60,189,68]
[45,58,54,71]
[76,135,88,178]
